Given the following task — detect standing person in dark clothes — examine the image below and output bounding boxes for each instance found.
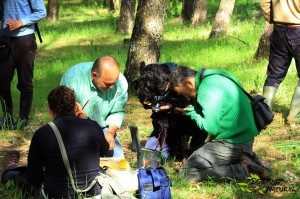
[261,0,300,125]
[0,0,46,130]
[1,86,109,198]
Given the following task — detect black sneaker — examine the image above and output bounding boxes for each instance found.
[12,116,29,130]
[0,113,14,130]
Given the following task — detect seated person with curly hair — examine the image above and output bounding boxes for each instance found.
[1,86,109,198]
[134,62,208,161]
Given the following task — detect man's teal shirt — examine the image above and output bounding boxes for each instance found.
[60,62,128,128]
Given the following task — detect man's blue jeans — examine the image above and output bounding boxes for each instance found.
[103,128,125,158]
[145,136,170,159]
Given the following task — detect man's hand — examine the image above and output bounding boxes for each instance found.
[176,105,194,115]
[159,104,172,111]
[105,131,115,150]
[143,101,172,111]
[105,124,118,150]
[6,19,23,31]
[175,105,193,115]
[74,102,87,119]
[175,107,186,115]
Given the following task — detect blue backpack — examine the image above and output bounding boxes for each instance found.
[138,166,172,199]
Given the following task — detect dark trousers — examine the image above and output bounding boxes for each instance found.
[180,139,253,182]
[0,34,37,118]
[264,25,300,87]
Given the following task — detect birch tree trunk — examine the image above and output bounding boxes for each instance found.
[255,22,274,60]
[209,0,236,38]
[110,0,120,13]
[191,0,207,26]
[116,0,136,34]
[47,0,59,21]
[124,0,167,90]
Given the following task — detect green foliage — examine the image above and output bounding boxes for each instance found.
[166,0,182,19]
[82,0,104,8]
[0,181,29,199]
[233,0,261,20]
[237,174,266,194]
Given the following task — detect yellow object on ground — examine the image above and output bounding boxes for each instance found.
[100,157,131,170]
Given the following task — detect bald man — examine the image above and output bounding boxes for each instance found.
[60,56,128,157]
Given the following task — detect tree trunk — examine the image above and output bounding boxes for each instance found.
[110,0,120,13]
[191,0,207,26]
[116,0,136,34]
[47,0,59,21]
[102,0,110,8]
[255,22,274,60]
[182,0,194,23]
[209,0,236,38]
[124,0,167,91]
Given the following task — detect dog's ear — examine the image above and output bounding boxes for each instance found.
[139,61,146,75]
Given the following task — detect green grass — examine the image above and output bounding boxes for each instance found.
[0,0,299,198]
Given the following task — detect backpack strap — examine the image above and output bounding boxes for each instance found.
[28,0,43,43]
[146,168,160,190]
[199,67,207,83]
[155,120,167,151]
[48,122,98,194]
[198,68,254,102]
[48,122,136,199]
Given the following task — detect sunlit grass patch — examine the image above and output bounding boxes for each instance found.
[1,0,300,198]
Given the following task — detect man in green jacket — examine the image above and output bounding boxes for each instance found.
[170,66,269,182]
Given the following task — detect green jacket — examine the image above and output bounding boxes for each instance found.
[185,67,258,143]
